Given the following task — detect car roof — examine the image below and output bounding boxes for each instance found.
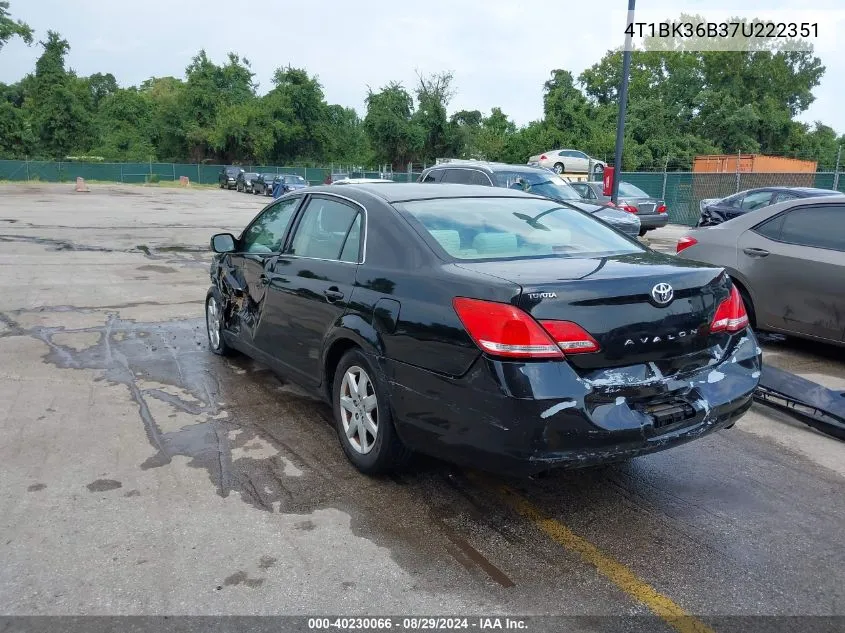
[307,183,545,204]
[426,162,556,176]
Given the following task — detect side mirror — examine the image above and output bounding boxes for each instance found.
[211,233,236,253]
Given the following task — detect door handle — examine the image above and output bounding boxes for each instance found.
[742,247,770,258]
[259,272,270,285]
[324,288,344,302]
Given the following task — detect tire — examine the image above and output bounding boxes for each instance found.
[638,228,648,237]
[205,288,235,356]
[332,348,411,474]
[219,181,224,189]
[553,162,565,174]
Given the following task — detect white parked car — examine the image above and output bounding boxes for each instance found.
[528,149,606,177]
[331,178,394,185]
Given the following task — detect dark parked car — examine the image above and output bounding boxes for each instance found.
[677,196,845,347]
[252,173,280,196]
[417,162,641,238]
[696,187,842,226]
[218,166,243,190]
[205,184,760,476]
[569,181,668,236]
[236,172,260,193]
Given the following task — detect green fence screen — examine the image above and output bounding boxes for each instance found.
[2,160,842,226]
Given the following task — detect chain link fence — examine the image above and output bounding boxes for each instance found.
[2,160,842,226]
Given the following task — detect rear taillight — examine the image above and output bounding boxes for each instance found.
[452,298,601,358]
[656,204,667,213]
[676,236,698,253]
[619,205,638,213]
[710,285,749,333]
[452,298,562,358]
[604,201,617,207]
[540,154,547,161]
[539,321,601,354]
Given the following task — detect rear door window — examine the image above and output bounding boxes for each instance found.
[440,169,475,184]
[287,197,362,261]
[777,205,845,252]
[740,190,774,210]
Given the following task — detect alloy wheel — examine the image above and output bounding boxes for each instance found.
[206,296,221,350]
[339,365,378,454]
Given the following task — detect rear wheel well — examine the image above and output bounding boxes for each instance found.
[323,338,359,399]
[730,277,756,329]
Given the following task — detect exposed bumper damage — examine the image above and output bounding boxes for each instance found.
[210,256,259,335]
[754,365,845,442]
[385,331,762,476]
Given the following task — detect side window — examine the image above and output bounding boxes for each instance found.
[574,151,588,159]
[753,214,785,241]
[773,191,799,203]
[440,169,473,184]
[422,170,441,183]
[288,198,360,260]
[570,183,589,197]
[778,206,845,252]
[740,191,773,210]
[467,171,491,186]
[339,213,363,262]
[240,197,300,254]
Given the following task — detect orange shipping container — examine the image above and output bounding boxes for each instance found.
[692,154,817,173]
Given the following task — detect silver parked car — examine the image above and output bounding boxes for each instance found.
[527,149,606,177]
[570,180,669,236]
[676,196,845,347]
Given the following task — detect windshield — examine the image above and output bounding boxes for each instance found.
[283,175,306,184]
[493,171,580,201]
[261,173,276,180]
[617,182,650,198]
[245,173,258,179]
[396,197,642,261]
[226,168,240,175]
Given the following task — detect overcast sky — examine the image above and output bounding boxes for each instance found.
[2,0,843,133]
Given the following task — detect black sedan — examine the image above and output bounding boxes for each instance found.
[696,186,842,226]
[205,184,761,476]
[253,173,280,196]
[218,166,243,190]
[235,171,260,193]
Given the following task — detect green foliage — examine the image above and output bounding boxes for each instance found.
[0,1,32,51]
[0,12,841,170]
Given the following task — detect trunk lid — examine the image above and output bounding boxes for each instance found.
[455,253,731,371]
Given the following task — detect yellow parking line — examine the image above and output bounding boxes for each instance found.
[493,482,716,633]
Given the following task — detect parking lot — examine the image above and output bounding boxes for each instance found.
[1,184,843,625]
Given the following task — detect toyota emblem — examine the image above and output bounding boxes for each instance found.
[651,282,674,306]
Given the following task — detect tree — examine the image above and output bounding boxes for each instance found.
[412,71,456,162]
[22,31,94,159]
[364,82,423,169]
[0,1,32,52]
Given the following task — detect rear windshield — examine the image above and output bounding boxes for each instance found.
[396,197,643,260]
[493,171,581,201]
[617,182,650,197]
[283,175,306,184]
[262,173,276,179]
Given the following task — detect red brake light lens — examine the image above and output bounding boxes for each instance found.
[452,298,562,358]
[619,205,638,213]
[539,321,601,354]
[676,236,698,254]
[710,285,749,333]
[540,154,547,161]
[656,204,667,213]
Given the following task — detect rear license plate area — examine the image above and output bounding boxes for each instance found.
[640,399,698,433]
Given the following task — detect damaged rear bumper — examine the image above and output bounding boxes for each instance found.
[383,331,761,476]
